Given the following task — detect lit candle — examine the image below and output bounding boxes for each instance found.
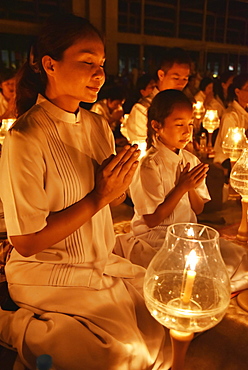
[1,118,16,134]
[133,140,147,158]
[193,101,204,119]
[181,249,197,305]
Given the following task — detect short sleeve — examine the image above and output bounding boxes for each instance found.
[0,128,49,236]
[126,103,148,142]
[130,159,168,216]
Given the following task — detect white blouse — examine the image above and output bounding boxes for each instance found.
[130,139,210,250]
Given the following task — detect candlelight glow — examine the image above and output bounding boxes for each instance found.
[187,227,195,238]
[186,250,198,271]
[133,140,147,158]
[1,118,15,133]
[222,127,248,162]
[193,101,205,119]
[233,131,242,143]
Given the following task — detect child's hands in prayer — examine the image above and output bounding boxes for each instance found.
[94,144,140,205]
[178,162,209,192]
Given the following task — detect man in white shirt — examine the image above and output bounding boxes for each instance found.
[126,48,191,143]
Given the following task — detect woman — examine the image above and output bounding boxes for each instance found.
[214,73,248,177]
[0,13,171,370]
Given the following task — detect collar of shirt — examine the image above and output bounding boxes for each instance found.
[36,94,80,124]
[232,99,248,116]
[154,137,183,165]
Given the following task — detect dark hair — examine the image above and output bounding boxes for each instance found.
[147,89,192,149]
[160,48,192,75]
[227,73,248,102]
[16,13,104,117]
[106,85,126,102]
[136,74,155,92]
[199,77,213,92]
[213,71,235,106]
[0,68,16,84]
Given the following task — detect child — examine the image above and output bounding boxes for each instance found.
[129,89,210,251]
[0,67,16,121]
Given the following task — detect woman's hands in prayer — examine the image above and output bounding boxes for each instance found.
[10,145,140,257]
[94,144,140,207]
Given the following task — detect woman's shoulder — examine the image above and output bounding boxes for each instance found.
[11,104,45,133]
[140,146,162,167]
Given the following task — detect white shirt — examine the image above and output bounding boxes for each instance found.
[0,95,136,289]
[214,100,248,164]
[130,139,210,250]
[126,87,159,142]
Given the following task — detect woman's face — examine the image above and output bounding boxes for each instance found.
[153,104,194,152]
[44,34,105,112]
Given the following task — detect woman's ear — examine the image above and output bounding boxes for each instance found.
[151,119,162,132]
[42,55,56,76]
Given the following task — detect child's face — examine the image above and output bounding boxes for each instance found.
[1,77,16,100]
[155,104,193,152]
[158,63,190,92]
[140,79,156,97]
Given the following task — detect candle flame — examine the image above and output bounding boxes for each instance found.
[133,140,147,158]
[187,227,195,238]
[186,250,198,271]
[233,131,241,143]
[207,110,218,121]
[193,101,203,110]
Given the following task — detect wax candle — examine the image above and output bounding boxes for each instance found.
[181,250,197,305]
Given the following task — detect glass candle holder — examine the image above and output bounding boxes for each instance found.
[202,110,220,154]
[222,127,248,163]
[230,148,248,242]
[144,223,230,334]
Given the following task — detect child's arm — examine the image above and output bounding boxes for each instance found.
[188,189,205,215]
[143,162,208,228]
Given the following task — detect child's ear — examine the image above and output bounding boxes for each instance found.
[151,120,162,132]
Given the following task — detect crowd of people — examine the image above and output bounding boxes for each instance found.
[0,11,248,370]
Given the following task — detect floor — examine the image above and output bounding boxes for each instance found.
[0,193,246,369]
[111,195,244,240]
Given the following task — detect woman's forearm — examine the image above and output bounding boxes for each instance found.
[10,189,109,257]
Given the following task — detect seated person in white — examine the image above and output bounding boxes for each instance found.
[194,77,214,110]
[126,48,191,143]
[130,90,210,251]
[214,73,248,179]
[209,71,235,120]
[91,85,129,150]
[0,68,16,121]
[0,14,172,370]
[123,73,156,114]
